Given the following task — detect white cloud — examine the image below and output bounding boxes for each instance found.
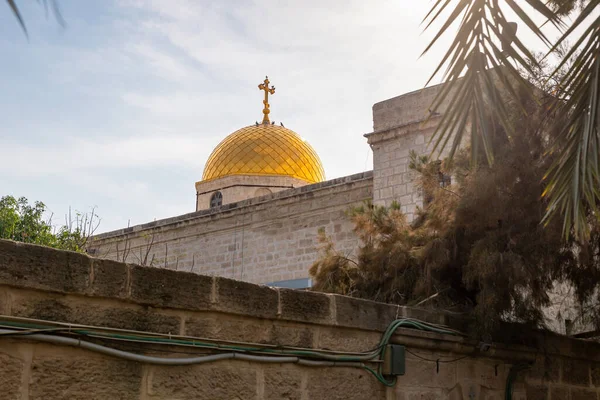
[0,135,213,178]
[1,0,459,232]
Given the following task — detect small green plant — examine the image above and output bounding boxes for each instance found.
[0,195,100,253]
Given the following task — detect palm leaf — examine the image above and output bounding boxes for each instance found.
[542,1,600,239]
[6,0,27,36]
[423,0,555,167]
[6,0,66,37]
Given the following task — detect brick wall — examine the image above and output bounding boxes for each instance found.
[0,239,599,399]
[88,172,373,286]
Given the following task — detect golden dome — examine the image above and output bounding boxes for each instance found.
[202,123,325,183]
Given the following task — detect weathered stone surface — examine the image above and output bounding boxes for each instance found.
[0,239,90,293]
[318,326,381,353]
[30,355,142,400]
[571,387,597,400]
[89,258,128,298]
[130,265,212,310]
[592,363,600,386]
[263,365,302,400]
[334,295,397,331]
[306,368,386,400]
[214,277,278,319]
[184,314,313,347]
[185,315,270,343]
[480,387,504,400]
[399,389,444,400]
[525,383,548,400]
[399,306,447,326]
[10,293,180,334]
[149,362,257,399]
[562,358,590,386]
[456,360,505,390]
[395,355,456,389]
[0,352,24,400]
[550,387,570,400]
[279,288,332,324]
[528,356,560,383]
[270,323,314,348]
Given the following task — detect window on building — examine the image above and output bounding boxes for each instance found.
[210,191,223,208]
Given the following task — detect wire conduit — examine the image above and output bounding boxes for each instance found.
[0,317,468,386]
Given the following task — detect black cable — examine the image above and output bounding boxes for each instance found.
[405,348,470,364]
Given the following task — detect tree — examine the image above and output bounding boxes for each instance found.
[422,0,600,240]
[310,79,600,336]
[0,195,100,252]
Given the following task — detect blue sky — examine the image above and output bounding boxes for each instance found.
[0,0,547,233]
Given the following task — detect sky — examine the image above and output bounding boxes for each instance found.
[0,0,550,234]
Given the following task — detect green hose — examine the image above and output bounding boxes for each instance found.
[0,316,459,387]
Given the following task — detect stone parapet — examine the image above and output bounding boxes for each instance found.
[1,239,599,399]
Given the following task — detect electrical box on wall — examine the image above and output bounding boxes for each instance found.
[382,344,406,376]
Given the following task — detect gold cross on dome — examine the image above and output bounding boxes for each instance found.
[258,76,275,124]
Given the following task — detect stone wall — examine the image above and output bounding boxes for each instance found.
[195,174,309,211]
[367,83,467,220]
[89,172,373,286]
[1,239,599,399]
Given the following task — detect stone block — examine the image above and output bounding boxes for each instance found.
[10,292,180,334]
[456,360,505,390]
[528,356,560,383]
[333,295,398,331]
[0,352,24,400]
[398,307,449,326]
[550,387,569,400]
[214,277,278,319]
[571,388,597,400]
[0,239,90,294]
[525,383,548,400]
[89,258,128,298]
[263,365,302,400]
[129,265,212,311]
[317,326,381,353]
[148,362,257,399]
[562,358,590,386]
[29,355,142,400]
[306,367,386,400]
[188,314,271,343]
[395,356,456,389]
[279,288,332,324]
[184,315,314,348]
[592,363,600,386]
[480,387,504,400]
[403,389,444,400]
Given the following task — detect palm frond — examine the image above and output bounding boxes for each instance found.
[543,0,600,239]
[423,0,557,165]
[6,0,27,36]
[6,0,65,37]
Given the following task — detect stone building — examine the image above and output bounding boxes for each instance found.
[87,79,451,288]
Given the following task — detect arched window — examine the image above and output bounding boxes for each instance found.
[210,191,223,208]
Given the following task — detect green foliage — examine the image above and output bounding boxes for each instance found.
[311,85,600,336]
[0,195,99,252]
